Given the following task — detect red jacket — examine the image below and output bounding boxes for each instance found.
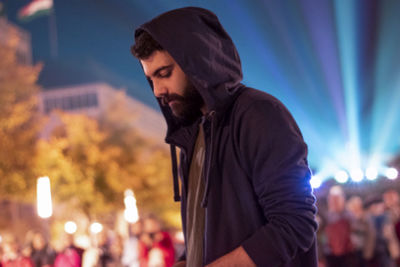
[2,257,34,267]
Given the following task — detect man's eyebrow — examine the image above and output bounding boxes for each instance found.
[152,64,173,77]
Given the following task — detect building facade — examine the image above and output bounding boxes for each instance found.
[38,82,167,143]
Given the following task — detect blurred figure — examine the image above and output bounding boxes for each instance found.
[1,234,33,267]
[346,196,376,266]
[365,194,400,267]
[108,235,123,267]
[323,185,356,267]
[21,231,35,259]
[384,189,400,266]
[121,221,142,267]
[54,234,82,267]
[82,230,112,267]
[383,189,400,249]
[139,215,174,267]
[30,232,55,267]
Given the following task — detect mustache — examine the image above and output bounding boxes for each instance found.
[159,94,185,106]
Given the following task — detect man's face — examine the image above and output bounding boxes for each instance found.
[141,50,204,123]
[32,233,45,250]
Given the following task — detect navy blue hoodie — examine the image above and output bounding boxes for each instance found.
[134,7,318,266]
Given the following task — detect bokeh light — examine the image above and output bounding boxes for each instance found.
[310,175,322,189]
[350,168,364,182]
[64,221,77,234]
[386,167,399,180]
[37,176,52,219]
[335,170,349,184]
[90,222,103,234]
[365,167,378,180]
[124,189,139,223]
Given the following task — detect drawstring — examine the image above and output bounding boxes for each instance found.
[201,111,216,208]
[170,144,181,202]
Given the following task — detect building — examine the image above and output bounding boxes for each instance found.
[38,82,167,143]
[0,17,32,65]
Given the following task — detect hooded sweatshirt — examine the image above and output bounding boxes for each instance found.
[134,7,318,267]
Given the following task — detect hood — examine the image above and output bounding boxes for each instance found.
[135,7,243,143]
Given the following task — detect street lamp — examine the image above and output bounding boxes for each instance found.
[37,176,52,218]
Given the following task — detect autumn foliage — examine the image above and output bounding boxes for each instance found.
[0,34,180,228]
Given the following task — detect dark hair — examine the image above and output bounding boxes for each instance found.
[131,30,163,59]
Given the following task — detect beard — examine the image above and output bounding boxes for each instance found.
[160,82,204,126]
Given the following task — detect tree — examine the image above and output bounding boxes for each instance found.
[98,90,180,227]
[0,29,42,201]
[35,112,125,219]
[36,91,180,227]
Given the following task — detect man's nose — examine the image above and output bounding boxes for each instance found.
[153,81,167,98]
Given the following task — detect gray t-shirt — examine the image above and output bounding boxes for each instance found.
[186,123,206,267]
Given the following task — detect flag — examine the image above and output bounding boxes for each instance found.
[18,0,53,21]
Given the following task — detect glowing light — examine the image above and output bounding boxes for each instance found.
[174,231,185,242]
[124,189,139,223]
[37,176,53,218]
[386,168,398,180]
[64,221,77,234]
[350,168,364,182]
[90,222,103,234]
[335,170,349,183]
[310,175,322,189]
[365,167,378,180]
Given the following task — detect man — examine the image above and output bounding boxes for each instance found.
[139,214,175,267]
[30,232,56,267]
[131,7,318,267]
[322,186,355,267]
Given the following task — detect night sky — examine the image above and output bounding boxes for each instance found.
[3,0,400,181]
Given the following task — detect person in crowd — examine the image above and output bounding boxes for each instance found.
[365,195,400,267]
[107,234,123,267]
[121,221,142,267]
[30,232,55,267]
[322,185,356,267]
[384,189,400,267]
[1,234,33,267]
[346,195,376,267]
[54,233,82,267]
[83,230,113,267]
[130,7,317,267]
[20,231,34,260]
[139,215,174,267]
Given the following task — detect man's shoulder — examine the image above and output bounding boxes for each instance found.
[232,87,286,114]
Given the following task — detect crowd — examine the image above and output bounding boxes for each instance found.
[318,185,400,267]
[0,214,179,267]
[3,186,400,267]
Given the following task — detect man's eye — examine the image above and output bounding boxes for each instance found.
[159,70,171,78]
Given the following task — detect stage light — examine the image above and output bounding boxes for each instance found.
[365,167,378,180]
[310,175,322,189]
[350,168,364,182]
[90,222,103,234]
[64,221,77,234]
[335,170,349,183]
[386,168,398,180]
